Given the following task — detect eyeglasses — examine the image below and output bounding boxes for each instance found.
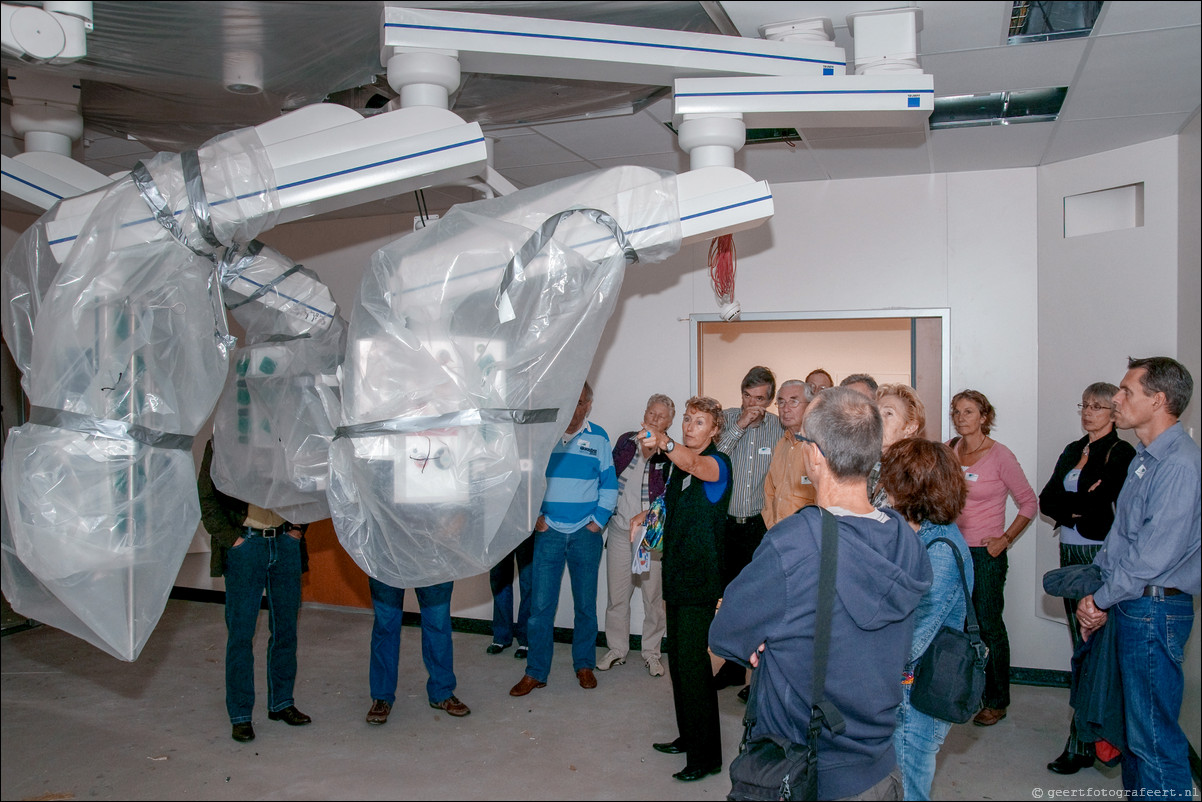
[796,434,824,455]
[1077,403,1113,413]
[776,398,806,409]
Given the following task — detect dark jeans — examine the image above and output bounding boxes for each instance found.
[223,529,303,724]
[1060,541,1101,757]
[969,546,1010,710]
[368,579,456,705]
[666,602,722,770]
[490,534,534,647]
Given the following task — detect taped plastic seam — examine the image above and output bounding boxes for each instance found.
[29,406,194,451]
[495,207,638,324]
[336,407,559,439]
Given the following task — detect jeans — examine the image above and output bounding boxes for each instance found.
[368,578,456,705]
[893,685,951,801]
[1060,542,1102,758]
[1113,594,1194,799]
[490,534,534,647]
[526,526,603,682]
[224,529,303,723]
[969,547,1010,709]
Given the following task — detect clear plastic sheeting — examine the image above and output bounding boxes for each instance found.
[1,128,279,661]
[328,165,681,588]
[210,242,346,524]
[1,206,73,389]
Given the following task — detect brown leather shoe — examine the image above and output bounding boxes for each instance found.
[430,695,471,717]
[366,699,391,724]
[972,706,1007,726]
[509,675,546,697]
[576,668,598,689]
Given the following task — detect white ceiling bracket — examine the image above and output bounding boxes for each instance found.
[7,70,83,158]
[384,48,461,110]
[0,1,92,64]
[677,114,746,170]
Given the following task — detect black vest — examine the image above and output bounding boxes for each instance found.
[662,443,733,605]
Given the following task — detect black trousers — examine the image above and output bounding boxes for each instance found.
[666,602,722,770]
[723,515,767,588]
[970,546,1010,710]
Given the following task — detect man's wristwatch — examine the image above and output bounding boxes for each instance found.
[665,439,675,453]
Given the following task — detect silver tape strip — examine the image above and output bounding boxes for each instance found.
[335,407,559,440]
[29,406,194,451]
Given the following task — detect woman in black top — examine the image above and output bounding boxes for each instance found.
[1039,381,1135,775]
[634,395,733,783]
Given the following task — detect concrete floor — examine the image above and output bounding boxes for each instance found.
[2,598,1127,801]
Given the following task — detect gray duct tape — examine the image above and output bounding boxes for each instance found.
[130,161,215,263]
[495,207,638,313]
[335,407,559,440]
[227,262,314,311]
[180,150,223,249]
[218,239,266,287]
[29,406,194,451]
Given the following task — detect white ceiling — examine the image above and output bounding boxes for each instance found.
[2,1,1199,219]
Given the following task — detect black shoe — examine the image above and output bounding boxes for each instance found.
[713,663,746,690]
[1047,751,1094,775]
[231,722,255,742]
[267,705,312,726]
[737,685,750,703]
[674,764,721,782]
[653,739,686,754]
[514,645,528,659]
[486,642,511,655]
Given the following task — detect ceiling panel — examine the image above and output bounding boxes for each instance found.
[1095,1,1202,36]
[737,141,832,183]
[805,130,932,179]
[534,106,680,160]
[929,121,1055,174]
[489,133,586,169]
[1042,112,1195,165]
[920,40,1088,97]
[1063,27,1202,120]
[913,1,1011,53]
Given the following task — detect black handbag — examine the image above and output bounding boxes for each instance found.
[908,537,988,724]
[728,509,845,801]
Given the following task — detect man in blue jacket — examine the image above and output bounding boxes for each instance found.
[710,387,932,800]
[510,382,619,696]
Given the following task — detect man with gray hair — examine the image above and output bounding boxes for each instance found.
[762,380,818,529]
[840,373,878,399]
[1076,356,1199,798]
[597,393,675,677]
[711,387,932,800]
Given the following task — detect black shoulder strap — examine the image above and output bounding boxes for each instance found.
[925,537,987,657]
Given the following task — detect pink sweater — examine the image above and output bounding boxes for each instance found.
[952,441,1038,547]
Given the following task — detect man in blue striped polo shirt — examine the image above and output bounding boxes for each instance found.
[510,382,619,696]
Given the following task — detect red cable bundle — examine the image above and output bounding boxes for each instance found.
[709,234,736,305]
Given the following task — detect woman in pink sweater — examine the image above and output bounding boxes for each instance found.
[948,390,1038,727]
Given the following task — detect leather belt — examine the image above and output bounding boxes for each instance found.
[1142,585,1184,598]
[728,515,758,525]
[244,525,278,539]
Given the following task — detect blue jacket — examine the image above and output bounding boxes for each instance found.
[907,521,973,666]
[710,505,932,800]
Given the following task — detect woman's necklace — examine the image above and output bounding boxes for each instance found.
[963,435,991,455]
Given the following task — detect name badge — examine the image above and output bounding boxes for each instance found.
[1135,464,1147,479]
[758,446,772,455]
[579,439,590,450]
[682,475,693,490]
[964,471,979,482]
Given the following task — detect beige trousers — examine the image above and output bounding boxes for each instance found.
[602,519,666,660]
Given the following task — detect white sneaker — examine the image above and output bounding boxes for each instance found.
[596,650,626,671]
[645,656,664,677]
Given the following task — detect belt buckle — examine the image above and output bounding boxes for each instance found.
[261,527,277,539]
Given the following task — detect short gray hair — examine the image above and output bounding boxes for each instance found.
[581,381,594,402]
[778,379,816,402]
[804,387,883,480]
[1082,382,1119,405]
[840,373,879,394]
[1127,357,1193,417]
[646,393,676,419]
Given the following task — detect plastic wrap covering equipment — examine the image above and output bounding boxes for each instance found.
[210,240,346,525]
[1,128,279,661]
[329,166,681,588]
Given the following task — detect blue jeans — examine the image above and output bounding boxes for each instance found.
[526,526,603,682]
[368,578,456,705]
[893,685,951,801]
[1113,594,1194,799]
[489,534,534,647]
[224,529,302,723]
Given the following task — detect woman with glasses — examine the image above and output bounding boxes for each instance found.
[948,389,1038,727]
[1038,382,1135,775]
